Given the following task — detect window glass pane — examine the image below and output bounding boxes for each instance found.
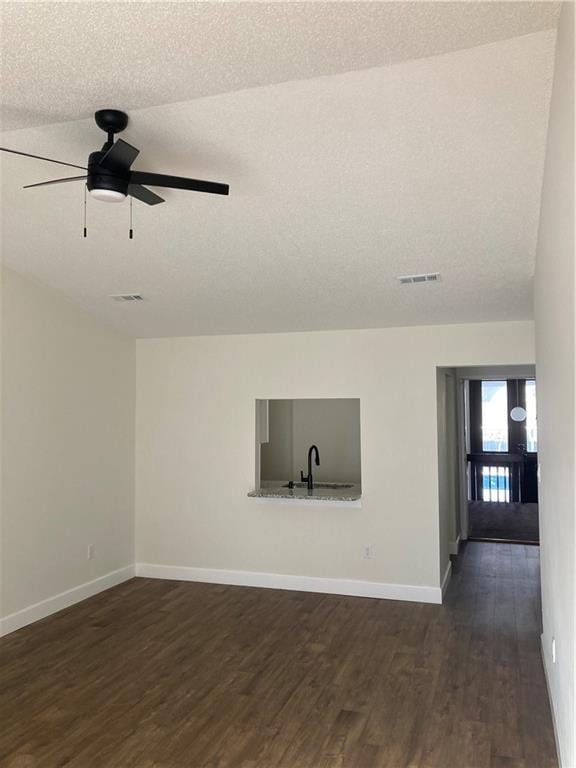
[525,379,538,452]
[482,466,510,502]
[481,380,508,452]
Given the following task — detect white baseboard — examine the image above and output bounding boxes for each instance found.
[449,535,461,556]
[0,565,135,638]
[441,560,452,599]
[540,634,563,767]
[135,563,442,604]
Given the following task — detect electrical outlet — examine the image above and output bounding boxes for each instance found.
[552,637,556,664]
[363,545,375,560]
[87,544,95,560]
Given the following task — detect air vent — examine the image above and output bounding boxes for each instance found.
[397,272,441,285]
[110,294,144,302]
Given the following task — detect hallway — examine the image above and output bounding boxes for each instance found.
[468,501,539,542]
[429,542,556,767]
[0,543,558,767]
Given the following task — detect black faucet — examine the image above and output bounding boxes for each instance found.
[300,444,320,490]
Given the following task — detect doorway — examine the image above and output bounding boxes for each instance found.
[465,376,539,543]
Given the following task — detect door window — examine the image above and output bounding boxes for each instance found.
[525,379,538,452]
[481,380,509,452]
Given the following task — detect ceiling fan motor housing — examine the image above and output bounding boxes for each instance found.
[86,150,129,197]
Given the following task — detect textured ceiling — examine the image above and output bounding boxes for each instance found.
[0,4,558,338]
[0,1,559,131]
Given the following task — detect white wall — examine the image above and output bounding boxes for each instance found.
[0,261,3,622]
[261,400,294,481]
[534,4,576,765]
[1,268,136,624]
[136,321,534,596]
[291,399,361,484]
[261,398,361,483]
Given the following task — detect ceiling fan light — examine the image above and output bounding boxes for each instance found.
[90,188,126,203]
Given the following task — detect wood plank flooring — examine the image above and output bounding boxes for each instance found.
[468,502,539,543]
[0,543,558,767]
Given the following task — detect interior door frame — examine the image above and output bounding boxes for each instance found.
[453,364,537,541]
[457,377,470,539]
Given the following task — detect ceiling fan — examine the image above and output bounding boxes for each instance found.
[0,109,229,206]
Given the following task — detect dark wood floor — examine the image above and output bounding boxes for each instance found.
[0,543,557,768]
[468,502,539,543]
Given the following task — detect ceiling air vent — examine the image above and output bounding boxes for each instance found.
[397,272,441,285]
[110,294,144,302]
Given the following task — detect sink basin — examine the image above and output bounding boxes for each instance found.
[282,482,354,489]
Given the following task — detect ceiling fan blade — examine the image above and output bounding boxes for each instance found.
[128,184,165,206]
[23,175,87,189]
[99,139,140,173]
[0,146,86,170]
[130,170,229,196]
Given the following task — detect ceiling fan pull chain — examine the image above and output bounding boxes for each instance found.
[83,183,87,238]
[129,196,133,240]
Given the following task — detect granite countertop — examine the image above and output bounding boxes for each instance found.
[248,481,361,502]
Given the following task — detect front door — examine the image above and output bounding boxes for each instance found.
[466,378,538,542]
